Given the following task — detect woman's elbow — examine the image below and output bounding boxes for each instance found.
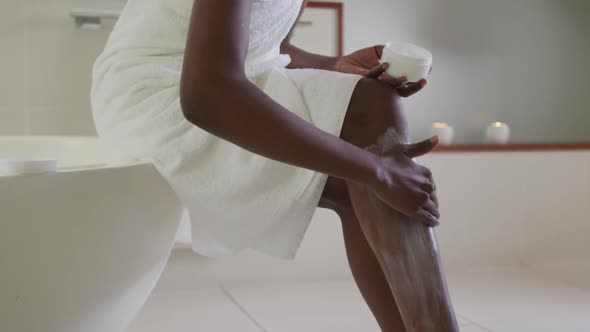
[180,49,248,123]
[180,71,245,126]
[179,78,212,126]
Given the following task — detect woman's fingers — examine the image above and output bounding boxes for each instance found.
[373,44,385,58]
[365,63,388,79]
[422,198,440,219]
[416,208,439,227]
[420,180,436,193]
[379,75,408,89]
[367,63,431,97]
[397,79,428,97]
[430,177,439,208]
[403,136,439,158]
[366,65,419,92]
[431,189,439,208]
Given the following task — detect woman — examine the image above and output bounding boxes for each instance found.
[91,0,459,330]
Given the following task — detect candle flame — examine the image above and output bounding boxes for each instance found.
[433,122,448,128]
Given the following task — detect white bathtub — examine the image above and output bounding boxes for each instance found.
[0,136,184,332]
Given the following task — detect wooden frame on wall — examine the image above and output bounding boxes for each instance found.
[306,2,344,56]
[293,1,344,57]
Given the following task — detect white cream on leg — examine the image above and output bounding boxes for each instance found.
[356,127,458,332]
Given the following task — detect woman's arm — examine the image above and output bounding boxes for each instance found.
[180,0,437,216]
[281,40,341,70]
[180,0,377,186]
[279,0,341,70]
[281,39,428,97]
[280,1,428,97]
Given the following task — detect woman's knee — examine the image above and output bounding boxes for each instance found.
[340,78,408,149]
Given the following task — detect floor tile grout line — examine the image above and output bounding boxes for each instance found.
[460,319,493,332]
[458,313,483,326]
[457,313,493,332]
[526,265,590,293]
[471,322,494,332]
[218,283,494,332]
[218,284,270,332]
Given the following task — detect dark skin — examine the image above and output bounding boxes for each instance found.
[282,0,428,97]
[179,1,458,331]
[180,0,438,224]
[283,40,429,98]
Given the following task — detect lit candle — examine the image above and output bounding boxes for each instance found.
[485,122,511,144]
[431,122,454,146]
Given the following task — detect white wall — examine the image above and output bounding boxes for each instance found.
[156,150,590,288]
[0,0,118,136]
[0,0,588,143]
[337,0,590,143]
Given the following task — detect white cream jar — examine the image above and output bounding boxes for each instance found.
[380,41,433,82]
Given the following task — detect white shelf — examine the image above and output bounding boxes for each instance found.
[70,7,123,29]
[70,8,122,19]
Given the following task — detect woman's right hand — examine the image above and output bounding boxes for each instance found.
[368,137,440,226]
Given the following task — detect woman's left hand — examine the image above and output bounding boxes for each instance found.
[333,45,430,98]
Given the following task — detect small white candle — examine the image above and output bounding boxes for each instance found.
[485,122,511,144]
[431,122,454,146]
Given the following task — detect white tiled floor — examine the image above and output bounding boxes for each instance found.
[127,288,262,332]
[447,267,590,332]
[222,281,382,332]
[128,266,590,332]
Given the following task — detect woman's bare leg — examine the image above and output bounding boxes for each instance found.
[319,177,406,332]
[338,78,459,331]
[346,173,457,331]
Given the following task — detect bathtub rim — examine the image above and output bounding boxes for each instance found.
[0,135,151,178]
